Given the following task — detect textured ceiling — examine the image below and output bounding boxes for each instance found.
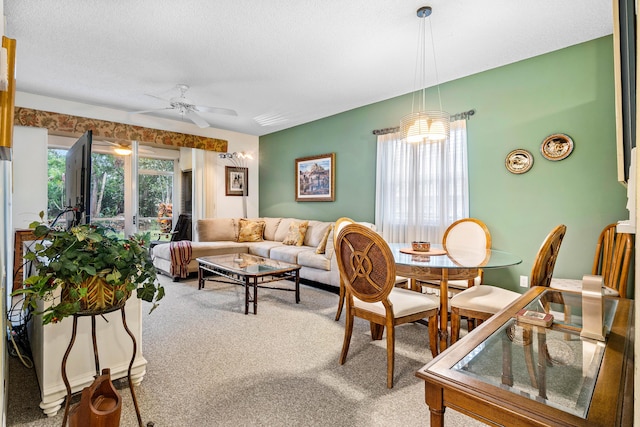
[4,0,613,136]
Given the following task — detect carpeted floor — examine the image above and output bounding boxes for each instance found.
[6,275,483,426]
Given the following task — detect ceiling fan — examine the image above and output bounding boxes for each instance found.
[130,84,238,128]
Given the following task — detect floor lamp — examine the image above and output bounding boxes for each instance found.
[219,152,252,218]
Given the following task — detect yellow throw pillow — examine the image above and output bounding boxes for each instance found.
[237,219,266,242]
[315,224,334,254]
[282,220,309,246]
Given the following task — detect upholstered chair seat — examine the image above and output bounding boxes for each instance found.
[447,285,520,314]
[353,287,439,317]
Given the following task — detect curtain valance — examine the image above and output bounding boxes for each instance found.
[13,107,228,152]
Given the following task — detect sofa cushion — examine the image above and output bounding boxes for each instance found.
[259,217,282,241]
[316,224,333,254]
[245,241,283,258]
[274,218,297,242]
[282,220,309,246]
[304,220,332,247]
[237,219,265,242]
[298,249,331,271]
[324,229,336,260]
[153,241,248,261]
[324,221,376,259]
[269,245,308,264]
[197,218,238,242]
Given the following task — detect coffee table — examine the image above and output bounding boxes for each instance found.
[197,253,301,314]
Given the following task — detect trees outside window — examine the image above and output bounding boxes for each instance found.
[47,148,177,238]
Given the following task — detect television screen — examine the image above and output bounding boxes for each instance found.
[65,130,92,226]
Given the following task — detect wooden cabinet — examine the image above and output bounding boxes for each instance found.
[27,296,147,417]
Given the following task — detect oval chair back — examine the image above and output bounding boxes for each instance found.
[594,223,633,297]
[333,217,356,321]
[336,223,396,304]
[443,218,492,250]
[530,224,567,288]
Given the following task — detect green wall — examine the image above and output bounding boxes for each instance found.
[259,36,630,294]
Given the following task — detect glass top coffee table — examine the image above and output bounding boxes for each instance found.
[197,253,301,315]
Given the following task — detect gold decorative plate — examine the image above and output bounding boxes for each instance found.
[505,149,533,174]
[540,133,574,161]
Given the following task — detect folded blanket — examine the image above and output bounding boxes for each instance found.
[169,240,192,278]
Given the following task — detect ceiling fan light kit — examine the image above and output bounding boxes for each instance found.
[131,84,237,129]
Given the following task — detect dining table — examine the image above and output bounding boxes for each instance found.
[388,242,522,352]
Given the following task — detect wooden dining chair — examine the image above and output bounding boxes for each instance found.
[333,217,356,321]
[334,218,408,321]
[449,224,566,344]
[336,223,439,388]
[550,223,633,298]
[419,218,491,295]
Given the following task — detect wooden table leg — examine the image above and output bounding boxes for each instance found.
[537,327,547,399]
[439,270,449,352]
[425,381,445,427]
[501,326,514,386]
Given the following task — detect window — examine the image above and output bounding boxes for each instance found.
[375,120,469,243]
[47,140,181,237]
[46,149,126,231]
[137,157,176,238]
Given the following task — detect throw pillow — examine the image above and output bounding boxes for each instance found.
[324,229,335,260]
[315,224,334,254]
[282,220,309,246]
[237,219,266,242]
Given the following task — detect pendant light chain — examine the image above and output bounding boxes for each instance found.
[428,14,444,113]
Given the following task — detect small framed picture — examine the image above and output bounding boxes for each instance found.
[225,166,248,196]
[295,153,335,202]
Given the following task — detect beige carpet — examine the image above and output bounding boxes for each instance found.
[7,275,483,426]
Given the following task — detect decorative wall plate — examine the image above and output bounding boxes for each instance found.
[505,149,533,174]
[540,133,574,161]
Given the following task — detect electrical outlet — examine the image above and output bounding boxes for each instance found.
[520,275,528,288]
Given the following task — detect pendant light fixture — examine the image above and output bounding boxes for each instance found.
[400,6,450,143]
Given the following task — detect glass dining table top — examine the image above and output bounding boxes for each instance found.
[450,289,619,419]
[388,242,522,270]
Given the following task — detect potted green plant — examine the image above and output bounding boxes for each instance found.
[14,214,165,325]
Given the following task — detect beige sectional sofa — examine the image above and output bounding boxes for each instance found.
[151,217,344,288]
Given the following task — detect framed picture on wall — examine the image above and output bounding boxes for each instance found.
[295,153,335,201]
[225,166,248,196]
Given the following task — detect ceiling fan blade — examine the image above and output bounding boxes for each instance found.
[128,107,174,115]
[145,93,172,102]
[196,105,238,116]
[186,111,210,128]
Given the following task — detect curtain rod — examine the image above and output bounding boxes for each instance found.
[372,109,476,135]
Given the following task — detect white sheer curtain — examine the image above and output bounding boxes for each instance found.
[375,119,469,243]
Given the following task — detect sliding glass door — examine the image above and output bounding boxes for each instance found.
[47,140,181,237]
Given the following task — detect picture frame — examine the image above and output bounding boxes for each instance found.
[225,166,248,196]
[295,153,335,201]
